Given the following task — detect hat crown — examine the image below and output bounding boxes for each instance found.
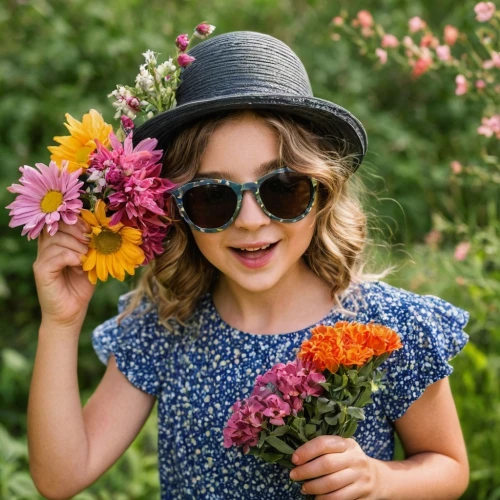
[176,31,313,105]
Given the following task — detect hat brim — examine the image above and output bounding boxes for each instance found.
[132,94,368,171]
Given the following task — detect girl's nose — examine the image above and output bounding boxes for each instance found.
[233,191,271,231]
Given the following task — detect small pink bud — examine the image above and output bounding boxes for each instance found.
[177,53,196,67]
[455,74,468,95]
[195,22,215,37]
[475,79,486,89]
[483,51,500,69]
[411,56,432,78]
[444,25,459,46]
[425,229,442,246]
[454,242,470,261]
[420,34,439,48]
[175,34,189,51]
[361,26,374,38]
[332,16,344,26]
[376,48,388,64]
[356,10,373,28]
[450,161,463,174]
[126,96,141,111]
[381,34,399,48]
[474,2,496,22]
[408,16,427,33]
[120,115,135,129]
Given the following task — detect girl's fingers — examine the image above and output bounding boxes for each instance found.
[314,482,359,500]
[300,467,356,496]
[292,436,349,467]
[34,246,84,280]
[290,452,351,481]
[38,219,91,254]
[38,230,90,257]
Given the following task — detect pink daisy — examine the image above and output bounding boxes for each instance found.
[6,161,83,240]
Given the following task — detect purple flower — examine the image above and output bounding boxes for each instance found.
[175,34,189,51]
[177,53,196,67]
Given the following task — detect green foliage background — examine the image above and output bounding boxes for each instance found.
[1,0,499,498]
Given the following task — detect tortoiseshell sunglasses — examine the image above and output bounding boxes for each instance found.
[169,167,318,233]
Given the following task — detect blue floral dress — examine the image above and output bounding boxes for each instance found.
[92,280,469,499]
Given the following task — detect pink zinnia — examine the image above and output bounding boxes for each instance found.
[474,2,496,22]
[6,161,83,240]
[177,53,196,67]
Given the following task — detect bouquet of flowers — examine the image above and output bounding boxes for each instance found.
[5,22,215,284]
[223,321,402,469]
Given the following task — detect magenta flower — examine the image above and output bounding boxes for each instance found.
[194,23,215,38]
[139,220,170,264]
[262,394,291,426]
[6,161,83,240]
[175,34,189,51]
[474,2,496,22]
[177,53,196,67]
[120,115,135,130]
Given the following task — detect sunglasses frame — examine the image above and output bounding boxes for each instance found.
[169,167,318,233]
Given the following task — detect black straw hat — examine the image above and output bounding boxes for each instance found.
[132,31,368,171]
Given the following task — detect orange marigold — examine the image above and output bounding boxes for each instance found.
[298,321,402,373]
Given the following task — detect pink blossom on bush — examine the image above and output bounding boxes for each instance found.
[332,16,344,26]
[436,45,452,61]
[455,74,468,95]
[356,10,373,28]
[376,48,388,64]
[403,36,416,49]
[381,34,399,48]
[409,16,427,33]
[475,79,486,90]
[411,55,432,78]
[450,161,463,174]
[477,115,500,138]
[454,242,471,261]
[483,51,500,69]
[425,229,442,246]
[420,33,439,48]
[444,25,459,46]
[474,2,496,22]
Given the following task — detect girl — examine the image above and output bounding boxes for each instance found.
[27,31,469,499]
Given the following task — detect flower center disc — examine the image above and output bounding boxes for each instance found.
[40,190,64,213]
[94,229,123,254]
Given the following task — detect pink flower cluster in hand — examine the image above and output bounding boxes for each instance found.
[223,360,325,452]
[88,132,175,264]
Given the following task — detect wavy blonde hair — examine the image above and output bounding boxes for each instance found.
[121,109,384,328]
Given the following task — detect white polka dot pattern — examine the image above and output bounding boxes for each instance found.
[91,281,469,499]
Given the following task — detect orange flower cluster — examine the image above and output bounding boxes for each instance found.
[298,321,402,373]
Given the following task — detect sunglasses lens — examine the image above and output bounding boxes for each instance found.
[183,184,237,229]
[260,172,313,219]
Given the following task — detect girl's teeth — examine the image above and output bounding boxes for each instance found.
[241,244,271,252]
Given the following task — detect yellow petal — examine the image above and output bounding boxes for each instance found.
[82,248,97,271]
[81,209,98,228]
[96,254,109,282]
[87,267,97,285]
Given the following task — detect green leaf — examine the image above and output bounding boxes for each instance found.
[346,406,366,420]
[305,423,317,437]
[340,418,359,438]
[265,436,296,455]
[324,414,340,425]
[270,425,290,437]
[259,452,285,463]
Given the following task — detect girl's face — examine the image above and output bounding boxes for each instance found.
[189,113,317,295]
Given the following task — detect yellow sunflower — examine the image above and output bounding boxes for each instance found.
[80,201,145,284]
[48,109,113,173]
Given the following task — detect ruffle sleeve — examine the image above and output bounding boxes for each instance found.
[91,292,162,397]
[378,291,469,422]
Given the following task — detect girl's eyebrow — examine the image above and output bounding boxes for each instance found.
[194,159,282,180]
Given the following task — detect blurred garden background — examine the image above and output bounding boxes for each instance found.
[1,0,499,498]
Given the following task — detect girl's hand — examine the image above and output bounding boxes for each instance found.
[34,218,95,329]
[289,436,381,499]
